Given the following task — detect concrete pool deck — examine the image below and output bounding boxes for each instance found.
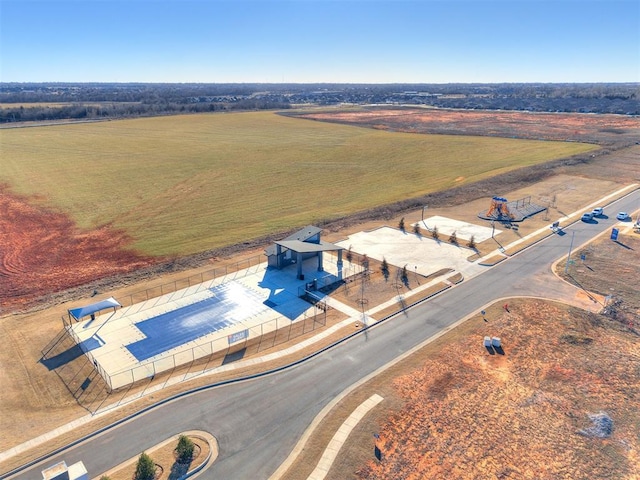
[69,256,348,390]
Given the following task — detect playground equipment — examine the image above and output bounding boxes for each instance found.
[485,197,515,220]
[478,195,546,222]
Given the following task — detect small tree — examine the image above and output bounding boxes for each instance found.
[134,452,155,480]
[449,230,458,245]
[176,434,195,463]
[413,222,421,235]
[380,257,390,281]
[431,226,439,240]
[398,217,406,232]
[400,265,409,287]
[361,254,369,272]
[346,245,353,264]
[467,235,476,250]
[100,477,111,480]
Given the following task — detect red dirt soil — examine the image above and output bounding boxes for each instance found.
[297,109,640,145]
[355,301,639,479]
[0,186,154,312]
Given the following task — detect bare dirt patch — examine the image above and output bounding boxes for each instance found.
[0,185,155,312]
[558,226,640,329]
[294,108,640,146]
[346,300,639,480]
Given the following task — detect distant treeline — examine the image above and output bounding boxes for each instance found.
[0,99,290,123]
[1,82,638,123]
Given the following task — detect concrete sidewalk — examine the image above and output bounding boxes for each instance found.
[307,394,384,480]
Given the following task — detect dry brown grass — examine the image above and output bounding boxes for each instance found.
[370,283,451,321]
[558,228,640,322]
[280,299,639,480]
[446,272,464,284]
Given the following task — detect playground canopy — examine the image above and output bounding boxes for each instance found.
[68,297,121,321]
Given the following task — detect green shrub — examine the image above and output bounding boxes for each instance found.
[134,452,155,480]
[400,265,409,287]
[380,258,390,281]
[176,435,195,463]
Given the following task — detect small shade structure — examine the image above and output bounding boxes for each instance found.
[274,239,344,280]
[265,226,344,280]
[68,297,121,321]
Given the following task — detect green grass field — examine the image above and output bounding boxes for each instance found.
[0,111,598,256]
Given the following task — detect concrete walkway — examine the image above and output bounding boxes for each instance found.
[307,394,384,480]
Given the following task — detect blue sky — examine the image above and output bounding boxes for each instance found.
[1,0,638,83]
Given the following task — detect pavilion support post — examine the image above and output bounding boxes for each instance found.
[297,252,304,279]
[337,250,343,280]
[317,251,324,272]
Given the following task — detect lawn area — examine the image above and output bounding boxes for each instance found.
[0,111,597,256]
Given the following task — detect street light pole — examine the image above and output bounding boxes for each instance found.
[565,230,575,273]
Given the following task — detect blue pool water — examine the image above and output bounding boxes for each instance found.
[126,282,268,361]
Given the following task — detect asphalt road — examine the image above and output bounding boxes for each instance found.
[7,190,639,480]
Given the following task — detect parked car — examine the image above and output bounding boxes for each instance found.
[581,212,594,222]
[616,212,629,221]
[592,207,604,216]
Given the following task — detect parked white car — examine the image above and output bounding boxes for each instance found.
[592,207,604,217]
[616,212,629,221]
